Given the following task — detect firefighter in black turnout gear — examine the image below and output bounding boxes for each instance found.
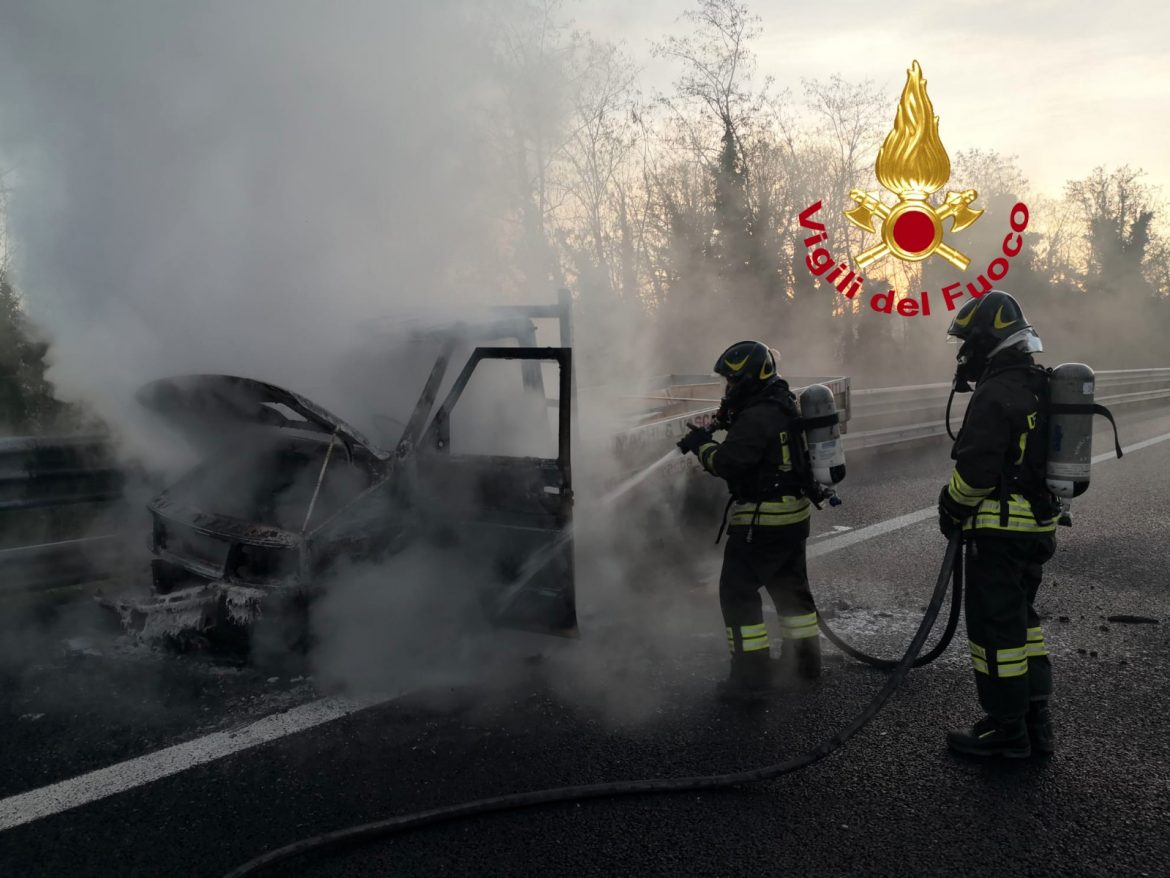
[939,290,1057,758]
[677,341,821,702]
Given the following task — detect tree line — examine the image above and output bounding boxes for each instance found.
[492,0,1170,385]
[2,0,1167,434]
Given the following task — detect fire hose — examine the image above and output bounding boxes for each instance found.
[818,541,964,668]
[222,532,963,877]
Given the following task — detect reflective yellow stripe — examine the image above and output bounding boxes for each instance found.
[1025,626,1048,656]
[999,660,1029,678]
[699,442,719,471]
[972,657,989,674]
[729,497,812,527]
[779,432,791,467]
[963,494,1057,533]
[729,511,812,526]
[965,514,1058,534]
[730,624,771,653]
[779,612,818,639]
[968,640,987,660]
[1014,431,1028,465]
[989,644,1030,677]
[780,613,817,628]
[948,469,993,507]
[731,499,808,515]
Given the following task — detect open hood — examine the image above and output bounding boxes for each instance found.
[136,374,390,460]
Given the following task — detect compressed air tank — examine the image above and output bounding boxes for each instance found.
[1047,363,1094,498]
[800,384,846,486]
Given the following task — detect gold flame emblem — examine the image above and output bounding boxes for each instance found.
[845,61,982,270]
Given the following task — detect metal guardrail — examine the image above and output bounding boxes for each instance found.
[0,434,123,512]
[4,368,1169,598]
[845,368,1170,450]
[0,536,122,595]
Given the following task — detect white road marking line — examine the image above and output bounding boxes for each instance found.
[0,695,382,833]
[4,427,1169,833]
[808,508,935,559]
[1092,431,1170,463]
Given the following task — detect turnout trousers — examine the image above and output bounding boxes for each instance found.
[964,532,1057,721]
[719,526,817,656]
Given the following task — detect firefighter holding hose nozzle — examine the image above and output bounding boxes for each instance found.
[938,290,1057,758]
[677,341,825,702]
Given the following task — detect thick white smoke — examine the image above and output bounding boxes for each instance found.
[0,2,730,715]
[0,0,522,462]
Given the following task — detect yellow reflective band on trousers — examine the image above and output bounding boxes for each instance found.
[779,612,819,640]
[969,640,989,674]
[728,623,770,654]
[963,493,1057,534]
[971,640,1031,677]
[729,497,811,527]
[1026,626,1049,657]
[999,659,1029,678]
[948,468,993,507]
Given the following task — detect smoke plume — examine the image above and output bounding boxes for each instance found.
[0,0,521,464]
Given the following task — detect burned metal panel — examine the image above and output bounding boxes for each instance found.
[136,374,390,460]
[395,338,456,452]
[150,496,304,550]
[121,298,578,646]
[302,467,416,577]
[418,346,576,637]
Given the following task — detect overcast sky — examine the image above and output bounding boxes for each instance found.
[577,0,1170,198]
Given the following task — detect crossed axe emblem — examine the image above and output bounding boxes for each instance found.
[845,189,983,270]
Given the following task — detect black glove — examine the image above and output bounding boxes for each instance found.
[937,484,969,537]
[677,423,713,456]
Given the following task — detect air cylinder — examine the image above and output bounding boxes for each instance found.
[1047,363,1094,498]
[800,384,846,486]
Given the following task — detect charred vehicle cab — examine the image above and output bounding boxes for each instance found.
[118,299,577,649]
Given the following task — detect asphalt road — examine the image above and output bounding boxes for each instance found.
[2,407,1169,878]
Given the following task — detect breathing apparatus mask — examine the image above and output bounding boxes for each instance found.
[951,338,986,393]
[950,327,1043,392]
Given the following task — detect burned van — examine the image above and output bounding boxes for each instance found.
[117,303,577,648]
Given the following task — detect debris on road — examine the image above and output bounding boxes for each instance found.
[1106,614,1160,625]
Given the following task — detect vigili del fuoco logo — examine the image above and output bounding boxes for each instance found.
[799,61,1030,317]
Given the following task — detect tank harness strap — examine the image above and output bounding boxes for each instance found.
[798,413,839,430]
[788,416,825,508]
[747,501,763,544]
[1049,402,1123,459]
[714,495,735,545]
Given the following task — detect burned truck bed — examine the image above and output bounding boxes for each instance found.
[117,300,577,649]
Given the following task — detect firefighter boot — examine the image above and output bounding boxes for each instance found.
[776,637,822,685]
[1026,701,1055,755]
[716,652,773,703]
[946,715,1032,759]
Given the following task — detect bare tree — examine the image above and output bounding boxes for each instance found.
[1065,165,1159,290]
